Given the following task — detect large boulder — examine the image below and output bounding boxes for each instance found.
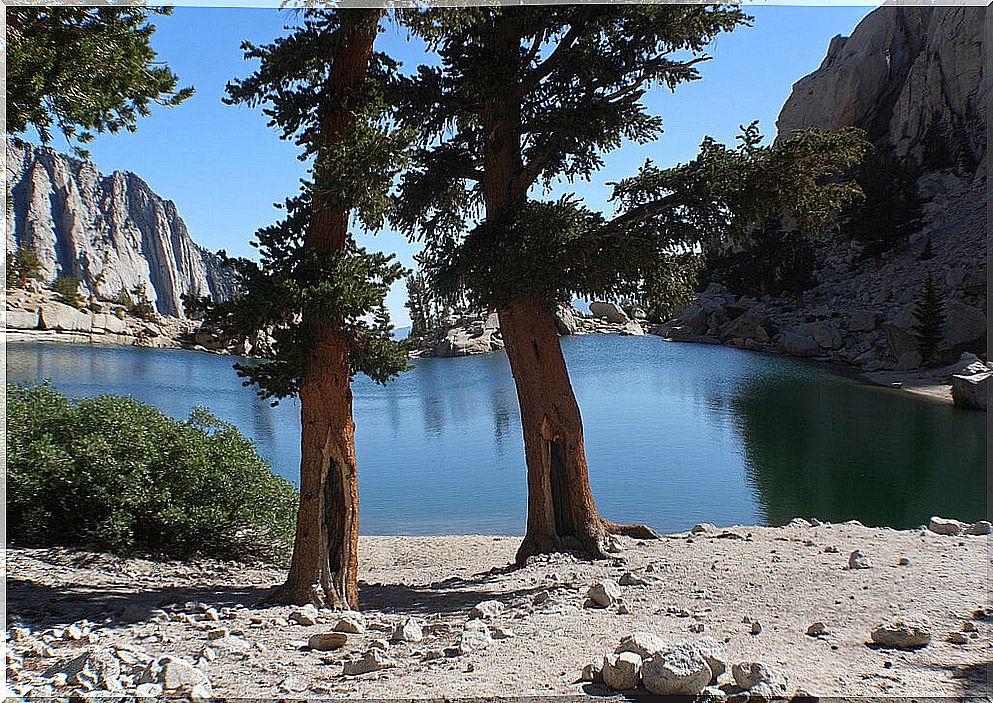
[39,301,91,332]
[601,651,642,691]
[434,328,503,357]
[589,302,630,324]
[777,330,819,357]
[5,310,39,329]
[951,370,990,411]
[719,308,771,344]
[794,321,842,350]
[554,306,581,335]
[870,616,931,649]
[641,643,712,696]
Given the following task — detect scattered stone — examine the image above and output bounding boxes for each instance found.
[732,662,787,693]
[617,604,632,615]
[689,622,705,633]
[602,651,643,690]
[469,600,504,620]
[928,516,965,536]
[786,518,812,529]
[491,625,515,639]
[692,636,728,681]
[198,646,216,663]
[278,675,308,693]
[619,571,651,586]
[751,621,763,635]
[946,631,968,644]
[616,632,667,658]
[201,608,220,623]
[823,545,839,554]
[137,656,212,696]
[342,649,396,676]
[458,620,492,654]
[580,662,603,684]
[641,643,712,696]
[965,520,992,536]
[898,557,911,566]
[288,607,318,626]
[806,622,829,637]
[332,612,366,634]
[368,638,389,650]
[46,649,122,692]
[308,632,347,651]
[205,627,228,640]
[133,683,162,698]
[691,523,717,535]
[532,591,551,605]
[848,550,872,569]
[870,616,931,649]
[587,579,622,608]
[392,617,424,643]
[962,621,978,632]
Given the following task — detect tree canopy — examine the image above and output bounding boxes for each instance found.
[202,10,410,403]
[6,7,193,155]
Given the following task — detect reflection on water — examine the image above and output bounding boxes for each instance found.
[6,337,985,535]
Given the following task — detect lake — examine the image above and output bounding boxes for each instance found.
[6,336,986,535]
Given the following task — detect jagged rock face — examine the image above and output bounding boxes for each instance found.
[777,6,987,174]
[6,139,234,317]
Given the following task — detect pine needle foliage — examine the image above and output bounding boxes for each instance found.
[913,272,945,366]
[203,10,411,403]
[390,7,868,312]
[6,7,193,156]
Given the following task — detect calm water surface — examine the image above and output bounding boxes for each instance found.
[6,336,986,534]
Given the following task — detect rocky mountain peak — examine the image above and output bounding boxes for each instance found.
[6,138,234,317]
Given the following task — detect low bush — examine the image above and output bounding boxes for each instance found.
[6,383,297,558]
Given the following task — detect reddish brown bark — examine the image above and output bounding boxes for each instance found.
[480,21,657,565]
[267,12,379,609]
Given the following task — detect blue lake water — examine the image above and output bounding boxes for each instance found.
[6,336,986,535]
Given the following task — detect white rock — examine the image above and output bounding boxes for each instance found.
[469,600,504,620]
[602,651,642,691]
[288,608,318,626]
[732,662,788,692]
[641,643,712,696]
[133,683,162,698]
[692,636,728,681]
[459,622,492,654]
[278,675,308,692]
[391,617,424,643]
[137,656,211,695]
[491,625,515,639]
[691,523,716,534]
[616,632,667,658]
[342,649,396,675]
[587,579,622,608]
[333,612,366,634]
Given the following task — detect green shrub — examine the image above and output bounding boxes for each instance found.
[128,284,157,321]
[52,274,85,308]
[6,383,298,558]
[6,246,45,288]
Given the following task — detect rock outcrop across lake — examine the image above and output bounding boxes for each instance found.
[6,138,235,318]
[411,304,647,358]
[659,5,987,404]
[6,521,989,699]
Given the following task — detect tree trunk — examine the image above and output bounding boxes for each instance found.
[499,298,658,565]
[266,11,379,608]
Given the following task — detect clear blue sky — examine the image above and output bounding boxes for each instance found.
[33,5,875,327]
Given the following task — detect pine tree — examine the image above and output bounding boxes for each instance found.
[913,272,945,366]
[204,9,409,608]
[6,246,45,289]
[7,7,193,155]
[52,275,84,308]
[392,7,869,562]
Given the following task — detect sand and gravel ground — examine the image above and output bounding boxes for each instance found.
[6,522,991,699]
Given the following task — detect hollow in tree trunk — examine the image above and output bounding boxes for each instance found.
[498,298,658,565]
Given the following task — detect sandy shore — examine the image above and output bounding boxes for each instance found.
[6,522,991,699]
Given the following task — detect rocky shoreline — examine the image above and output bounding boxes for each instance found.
[7,517,990,700]
[410,302,647,358]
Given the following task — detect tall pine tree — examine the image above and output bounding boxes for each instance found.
[207,9,409,607]
[392,7,867,563]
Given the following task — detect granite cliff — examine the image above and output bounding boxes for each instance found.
[660,5,987,398]
[6,138,234,317]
